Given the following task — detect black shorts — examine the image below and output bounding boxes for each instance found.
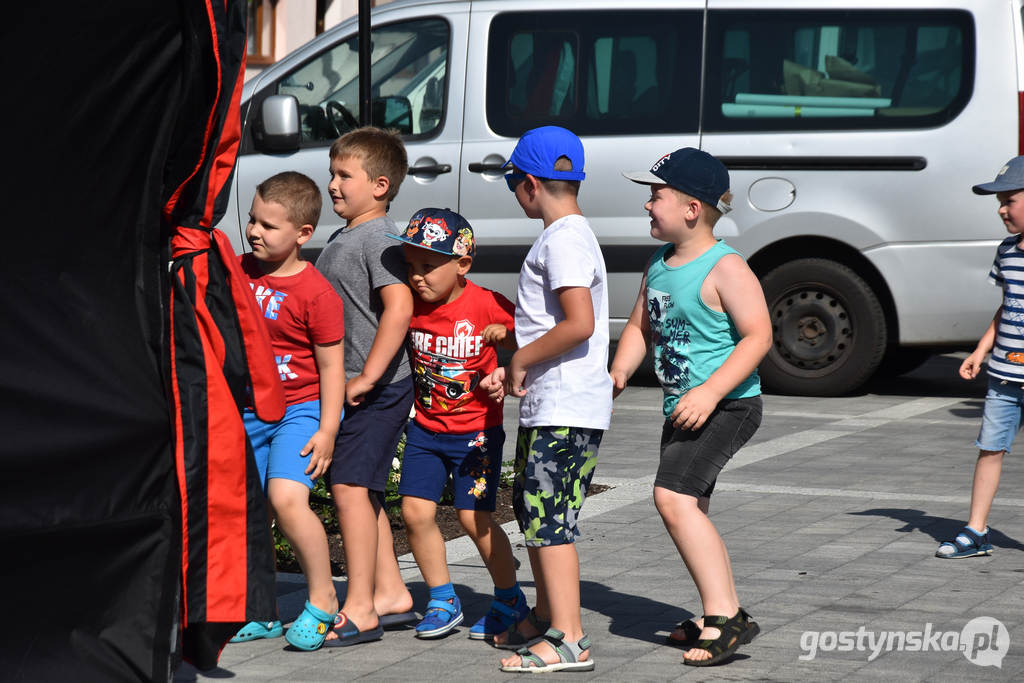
[654,396,762,499]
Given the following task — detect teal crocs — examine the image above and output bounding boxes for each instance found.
[230,620,283,643]
[285,601,335,651]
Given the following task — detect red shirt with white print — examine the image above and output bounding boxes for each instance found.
[240,254,345,406]
[408,279,515,433]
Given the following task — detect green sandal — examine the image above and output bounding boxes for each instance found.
[667,607,759,648]
[493,607,551,651]
[682,610,752,667]
[499,628,595,673]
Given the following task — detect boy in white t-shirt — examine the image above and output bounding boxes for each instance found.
[482,126,613,673]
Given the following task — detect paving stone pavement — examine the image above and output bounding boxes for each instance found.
[175,354,1024,681]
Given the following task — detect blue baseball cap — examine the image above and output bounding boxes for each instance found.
[623,147,732,213]
[973,156,1024,194]
[503,125,586,181]
[388,208,476,257]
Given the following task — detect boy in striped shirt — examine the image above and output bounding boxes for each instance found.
[937,156,1024,559]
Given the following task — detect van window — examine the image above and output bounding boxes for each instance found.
[703,10,974,132]
[487,11,702,137]
[276,17,450,144]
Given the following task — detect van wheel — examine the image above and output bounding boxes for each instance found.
[759,258,886,396]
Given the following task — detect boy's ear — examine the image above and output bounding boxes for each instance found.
[296,223,315,245]
[684,197,703,222]
[455,255,473,276]
[372,175,391,201]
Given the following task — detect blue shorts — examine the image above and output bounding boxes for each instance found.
[976,377,1024,453]
[329,376,413,492]
[398,422,505,511]
[244,399,342,490]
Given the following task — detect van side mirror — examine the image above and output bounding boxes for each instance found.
[372,95,413,135]
[256,95,300,153]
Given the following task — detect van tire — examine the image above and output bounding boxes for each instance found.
[759,258,886,396]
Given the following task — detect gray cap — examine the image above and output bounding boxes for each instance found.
[973,156,1024,194]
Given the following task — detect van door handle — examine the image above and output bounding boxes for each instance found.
[407,163,452,177]
[468,161,507,173]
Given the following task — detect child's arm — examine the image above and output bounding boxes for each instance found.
[505,286,594,397]
[347,282,413,406]
[671,256,772,430]
[961,307,1000,380]
[609,273,651,398]
[482,324,517,350]
[301,340,345,478]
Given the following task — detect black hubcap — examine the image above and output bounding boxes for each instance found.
[770,288,852,371]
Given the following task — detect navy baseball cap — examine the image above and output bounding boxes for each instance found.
[973,156,1024,194]
[623,147,732,213]
[388,208,476,257]
[502,125,586,181]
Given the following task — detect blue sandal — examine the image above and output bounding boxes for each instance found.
[470,591,529,641]
[936,526,994,559]
[415,596,464,639]
[230,620,283,643]
[285,601,335,651]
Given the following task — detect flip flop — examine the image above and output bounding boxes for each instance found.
[379,611,419,629]
[322,612,385,648]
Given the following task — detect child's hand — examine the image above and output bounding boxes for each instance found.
[959,351,986,380]
[480,367,507,403]
[610,369,628,398]
[300,429,336,479]
[482,324,510,346]
[504,357,528,398]
[345,373,375,406]
[670,385,719,431]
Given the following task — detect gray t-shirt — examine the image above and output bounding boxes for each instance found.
[315,215,411,384]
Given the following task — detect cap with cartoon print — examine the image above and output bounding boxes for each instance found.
[389,207,476,257]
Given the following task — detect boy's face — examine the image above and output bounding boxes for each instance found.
[245,195,308,265]
[402,244,470,305]
[328,155,386,221]
[997,190,1024,235]
[644,183,698,241]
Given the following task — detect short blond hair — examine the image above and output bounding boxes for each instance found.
[256,171,322,228]
[329,127,408,202]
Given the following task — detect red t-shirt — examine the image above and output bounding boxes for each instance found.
[240,255,345,406]
[409,280,515,432]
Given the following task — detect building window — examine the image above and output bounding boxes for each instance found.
[247,0,275,65]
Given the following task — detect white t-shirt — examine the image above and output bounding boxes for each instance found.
[515,214,612,430]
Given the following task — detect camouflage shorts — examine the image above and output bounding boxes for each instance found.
[513,426,603,547]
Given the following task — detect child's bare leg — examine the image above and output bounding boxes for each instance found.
[458,509,516,588]
[330,483,380,630]
[372,497,414,616]
[654,486,739,663]
[967,449,1004,531]
[268,478,338,615]
[404,496,450,587]
[499,543,588,668]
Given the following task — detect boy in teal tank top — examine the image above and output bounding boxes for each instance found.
[610,148,772,667]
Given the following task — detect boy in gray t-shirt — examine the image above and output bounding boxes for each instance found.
[314,127,417,646]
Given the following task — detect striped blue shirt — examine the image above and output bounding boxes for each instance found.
[988,235,1024,382]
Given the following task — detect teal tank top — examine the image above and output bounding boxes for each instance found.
[646,240,761,418]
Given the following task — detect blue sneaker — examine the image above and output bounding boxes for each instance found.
[415,596,464,639]
[469,590,529,641]
[936,526,994,559]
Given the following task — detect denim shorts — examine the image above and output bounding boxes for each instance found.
[244,400,343,490]
[976,376,1024,453]
[655,396,762,499]
[398,421,505,511]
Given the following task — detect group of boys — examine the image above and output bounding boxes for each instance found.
[221,113,1023,672]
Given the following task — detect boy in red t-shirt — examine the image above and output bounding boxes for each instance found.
[232,172,345,651]
[387,208,528,641]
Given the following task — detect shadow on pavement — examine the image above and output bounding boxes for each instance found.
[847,508,1024,552]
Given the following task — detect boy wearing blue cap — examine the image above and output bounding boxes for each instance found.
[610,148,771,666]
[387,208,528,641]
[936,156,1024,559]
[484,126,613,673]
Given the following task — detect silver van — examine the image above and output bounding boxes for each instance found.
[220,0,1024,395]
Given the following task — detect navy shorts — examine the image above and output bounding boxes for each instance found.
[398,421,505,511]
[655,396,762,499]
[328,375,413,491]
